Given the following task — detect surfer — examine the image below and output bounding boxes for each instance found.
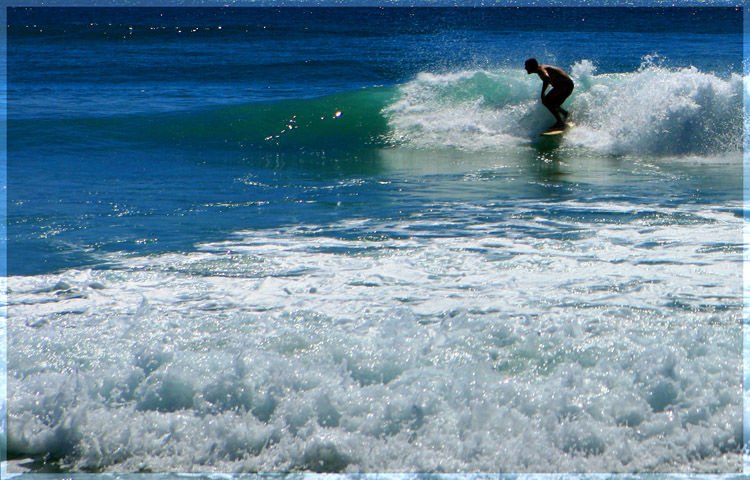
[525,58,574,130]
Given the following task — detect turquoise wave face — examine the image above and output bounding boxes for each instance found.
[183,87,400,153]
[9,86,398,156]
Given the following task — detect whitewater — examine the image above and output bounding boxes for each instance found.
[384,60,743,155]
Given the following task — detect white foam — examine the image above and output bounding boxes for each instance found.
[6,202,743,473]
[383,60,743,157]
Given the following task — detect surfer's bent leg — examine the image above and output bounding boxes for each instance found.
[542,91,565,126]
[543,80,574,126]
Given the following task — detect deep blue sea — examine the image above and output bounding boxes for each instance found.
[4,6,746,474]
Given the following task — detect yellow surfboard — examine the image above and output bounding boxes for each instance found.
[541,121,575,136]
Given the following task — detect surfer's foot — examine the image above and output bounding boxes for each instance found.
[550,122,566,129]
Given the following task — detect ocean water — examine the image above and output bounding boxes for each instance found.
[4,6,746,474]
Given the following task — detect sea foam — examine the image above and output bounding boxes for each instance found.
[7,202,743,473]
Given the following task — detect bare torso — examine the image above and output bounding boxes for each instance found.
[537,64,572,87]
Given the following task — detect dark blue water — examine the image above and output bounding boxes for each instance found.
[7,7,744,276]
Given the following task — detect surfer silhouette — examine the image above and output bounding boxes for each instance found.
[525,58,574,130]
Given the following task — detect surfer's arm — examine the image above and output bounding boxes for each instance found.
[540,81,549,99]
[537,66,552,98]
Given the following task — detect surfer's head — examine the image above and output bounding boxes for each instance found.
[524,58,538,74]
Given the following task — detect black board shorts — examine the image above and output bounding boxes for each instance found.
[545,80,574,106]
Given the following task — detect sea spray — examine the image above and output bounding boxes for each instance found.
[383,60,743,156]
[568,60,743,156]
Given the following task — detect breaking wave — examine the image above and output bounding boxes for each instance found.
[383,59,743,156]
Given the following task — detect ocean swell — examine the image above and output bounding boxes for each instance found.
[12,60,741,159]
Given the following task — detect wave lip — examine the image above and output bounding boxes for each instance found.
[383,60,743,157]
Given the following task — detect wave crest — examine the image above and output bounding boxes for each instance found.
[383,60,743,156]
